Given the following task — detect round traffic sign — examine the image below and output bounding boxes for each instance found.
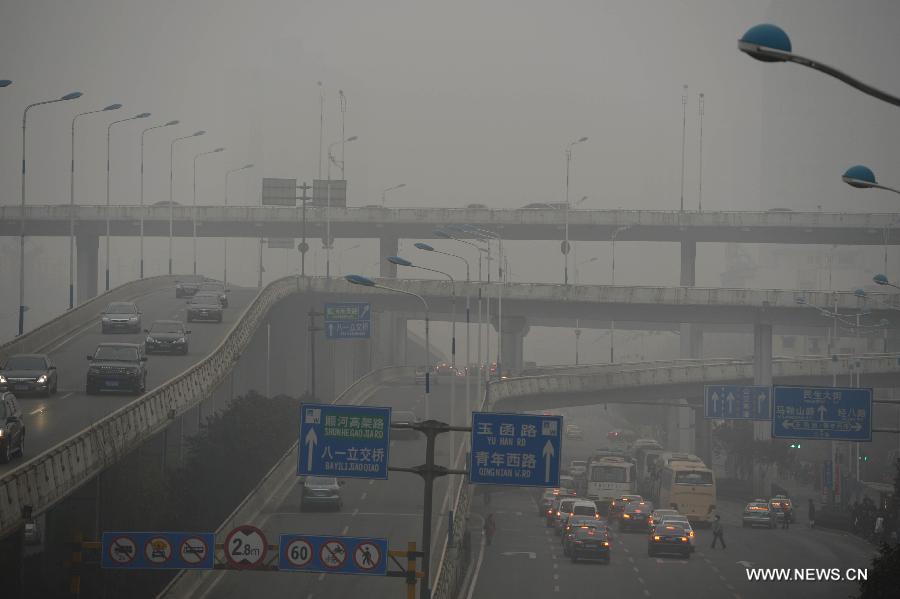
[319,539,347,569]
[145,536,173,565]
[353,541,382,571]
[284,538,313,568]
[179,536,210,565]
[298,241,309,254]
[224,525,268,570]
[560,240,571,255]
[108,536,137,565]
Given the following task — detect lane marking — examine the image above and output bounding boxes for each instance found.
[553,563,558,569]
[719,575,727,582]
[643,591,651,597]
[368,480,374,486]
[360,492,367,501]
[711,565,720,573]
[628,556,635,563]
[554,585,559,593]
[553,574,559,580]
[464,521,487,599]
[352,508,359,517]
[318,573,325,582]
[29,406,48,416]
[633,566,640,573]
[638,577,645,585]
[726,584,735,591]
[341,525,349,535]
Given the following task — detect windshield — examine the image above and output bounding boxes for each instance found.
[150,322,184,334]
[94,346,139,361]
[674,470,714,485]
[590,465,628,483]
[191,295,220,304]
[106,303,136,314]
[4,356,47,370]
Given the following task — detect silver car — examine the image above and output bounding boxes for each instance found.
[300,476,344,511]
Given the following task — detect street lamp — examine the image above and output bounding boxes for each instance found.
[842,165,900,195]
[69,103,122,309]
[325,135,359,277]
[106,112,151,290]
[874,274,900,291]
[738,24,900,108]
[169,130,205,274]
[574,256,598,285]
[564,136,588,285]
[381,183,406,206]
[139,120,179,279]
[19,90,83,336]
[192,147,225,275]
[0,80,11,87]
[224,163,254,287]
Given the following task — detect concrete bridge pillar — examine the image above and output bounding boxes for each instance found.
[672,239,700,454]
[380,236,399,278]
[76,232,99,304]
[493,316,529,375]
[753,322,773,497]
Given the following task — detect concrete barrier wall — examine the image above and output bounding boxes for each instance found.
[0,275,180,364]
[157,365,413,599]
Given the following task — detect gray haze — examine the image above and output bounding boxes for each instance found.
[1,0,899,364]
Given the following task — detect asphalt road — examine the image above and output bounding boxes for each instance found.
[191,378,468,599]
[1,285,257,476]
[465,487,877,599]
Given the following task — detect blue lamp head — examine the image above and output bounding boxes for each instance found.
[873,273,890,286]
[61,91,83,101]
[415,242,435,252]
[842,165,877,189]
[345,274,375,287]
[433,229,452,239]
[853,288,866,298]
[388,256,413,267]
[104,104,123,111]
[0,80,11,88]
[164,120,179,126]
[738,24,792,62]
[135,112,151,119]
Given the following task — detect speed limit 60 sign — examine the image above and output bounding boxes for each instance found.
[278,534,387,576]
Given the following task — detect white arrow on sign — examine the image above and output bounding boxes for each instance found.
[501,551,536,559]
[542,440,555,483]
[725,392,735,414]
[305,427,318,471]
[710,391,721,415]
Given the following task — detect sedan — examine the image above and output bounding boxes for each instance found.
[300,476,344,511]
[0,354,58,396]
[647,522,692,558]
[144,320,191,355]
[569,526,611,564]
[619,500,654,532]
[101,301,142,333]
[186,293,224,323]
[742,501,776,529]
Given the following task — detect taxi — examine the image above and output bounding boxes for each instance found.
[647,509,680,531]
[647,522,692,558]
[742,500,776,528]
[769,495,794,523]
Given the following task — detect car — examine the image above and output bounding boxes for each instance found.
[520,202,555,209]
[620,500,654,531]
[566,425,584,440]
[562,516,606,555]
[198,281,229,307]
[85,343,148,395]
[559,474,577,495]
[539,489,557,516]
[0,392,25,464]
[466,203,488,209]
[153,200,180,206]
[435,362,454,376]
[569,526,611,564]
[609,494,644,520]
[654,515,695,551]
[414,366,438,386]
[101,301,142,333]
[569,460,587,478]
[555,497,583,534]
[647,509,680,531]
[390,410,421,440]
[144,320,191,355]
[769,495,795,523]
[300,476,344,511]
[186,293,224,323]
[0,353,58,396]
[647,522,692,558]
[742,501,777,528]
[546,495,574,527]
[174,278,201,298]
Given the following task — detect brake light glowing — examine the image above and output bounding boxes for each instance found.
[622,514,631,519]
[602,541,610,547]
[680,537,688,542]
[689,531,694,537]
[653,535,661,541]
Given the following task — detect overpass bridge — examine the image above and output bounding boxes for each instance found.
[3,204,898,297]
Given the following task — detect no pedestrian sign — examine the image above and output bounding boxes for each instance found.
[469,412,562,487]
[298,403,391,479]
[278,534,387,576]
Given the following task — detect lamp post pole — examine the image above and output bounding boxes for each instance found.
[224,164,253,287]
[20,91,83,335]
[70,103,122,307]
[140,120,178,279]
[169,131,204,274]
[563,137,587,285]
[381,183,407,206]
[192,147,225,275]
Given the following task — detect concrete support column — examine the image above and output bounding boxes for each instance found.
[493,316,529,375]
[397,316,409,365]
[380,236,399,278]
[753,321,773,497]
[680,240,697,287]
[76,232,99,304]
[672,238,699,454]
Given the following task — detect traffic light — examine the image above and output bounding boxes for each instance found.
[859,454,870,462]
[789,442,801,449]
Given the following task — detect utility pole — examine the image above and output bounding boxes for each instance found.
[680,84,688,212]
[297,182,311,276]
[308,309,322,398]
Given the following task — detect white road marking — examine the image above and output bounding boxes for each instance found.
[464,523,487,599]
[553,563,558,569]
[306,594,313,599]
[643,590,651,597]
[633,566,640,573]
[711,565,720,573]
[638,577,645,585]
[29,406,48,416]
[360,492,367,501]
[551,553,557,560]
[554,585,559,592]
[628,556,635,563]
[553,574,559,580]
[726,584,735,591]
[318,573,325,582]
[368,480,375,485]
[341,525,349,535]
[352,508,359,517]
[719,575,727,582]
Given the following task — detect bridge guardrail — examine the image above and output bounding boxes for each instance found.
[0,275,180,364]
[0,275,307,539]
[157,365,413,598]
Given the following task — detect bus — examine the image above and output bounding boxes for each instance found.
[652,459,716,527]
[586,456,636,513]
[634,447,665,497]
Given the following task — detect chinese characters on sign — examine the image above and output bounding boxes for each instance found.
[772,386,872,441]
[298,404,391,479]
[470,412,562,487]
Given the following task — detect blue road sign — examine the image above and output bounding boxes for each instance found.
[772,386,872,441]
[298,403,391,479]
[470,412,562,487]
[101,532,214,570]
[325,302,371,339]
[279,534,388,576]
[704,385,771,420]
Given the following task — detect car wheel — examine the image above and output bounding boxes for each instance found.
[51,380,58,394]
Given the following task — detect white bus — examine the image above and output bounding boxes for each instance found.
[586,456,636,512]
[653,459,717,527]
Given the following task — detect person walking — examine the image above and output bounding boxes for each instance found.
[711,515,726,549]
[808,498,816,529]
[781,504,791,530]
[484,513,497,547]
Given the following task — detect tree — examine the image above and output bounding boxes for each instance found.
[858,459,900,598]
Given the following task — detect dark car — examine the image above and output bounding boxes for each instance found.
[0,393,25,464]
[0,353,58,396]
[619,500,654,532]
[569,526,611,564]
[300,476,344,511]
[101,301,142,333]
[647,522,692,558]
[562,516,606,556]
[144,320,191,355]
[175,279,200,298]
[609,494,643,520]
[390,410,421,440]
[85,343,148,394]
[186,293,224,323]
[198,281,229,307]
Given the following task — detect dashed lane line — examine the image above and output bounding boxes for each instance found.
[352,508,359,517]
[643,590,651,597]
[554,585,560,593]
[633,566,640,573]
[318,573,325,582]
[368,480,375,485]
[360,492,367,501]
[628,556,635,563]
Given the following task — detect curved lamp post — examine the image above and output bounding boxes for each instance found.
[192,147,226,275]
[69,103,122,308]
[224,163,254,287]
[842,165,900,195]
[106,112,151,290]
[19,91,83,335]
[564,136,588,285]
[324,135,359,277]
[168,130,205,274]
[139,120,179,279]
[738,24,900,108]
[874,273,900,291]
[381,183,406,206]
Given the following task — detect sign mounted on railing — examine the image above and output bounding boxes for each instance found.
[278,534,387,576]
[101,531,214,570]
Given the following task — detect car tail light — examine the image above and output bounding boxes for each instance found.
[602,541,610,547]
[689,531,694,537]
[622,514,630,519]
[653,535,661,541]
[680,537,688,542]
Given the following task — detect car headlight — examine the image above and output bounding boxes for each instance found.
[0,428,4,438]
[146,336,155,343]
[36,374,48,384]
[102,316,111,322]
[177,337,186,343]
[0,375,6,384]
[129,316,139,321]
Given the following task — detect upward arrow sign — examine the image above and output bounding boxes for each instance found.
[305,427,318,472]
[542,440,555,483]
